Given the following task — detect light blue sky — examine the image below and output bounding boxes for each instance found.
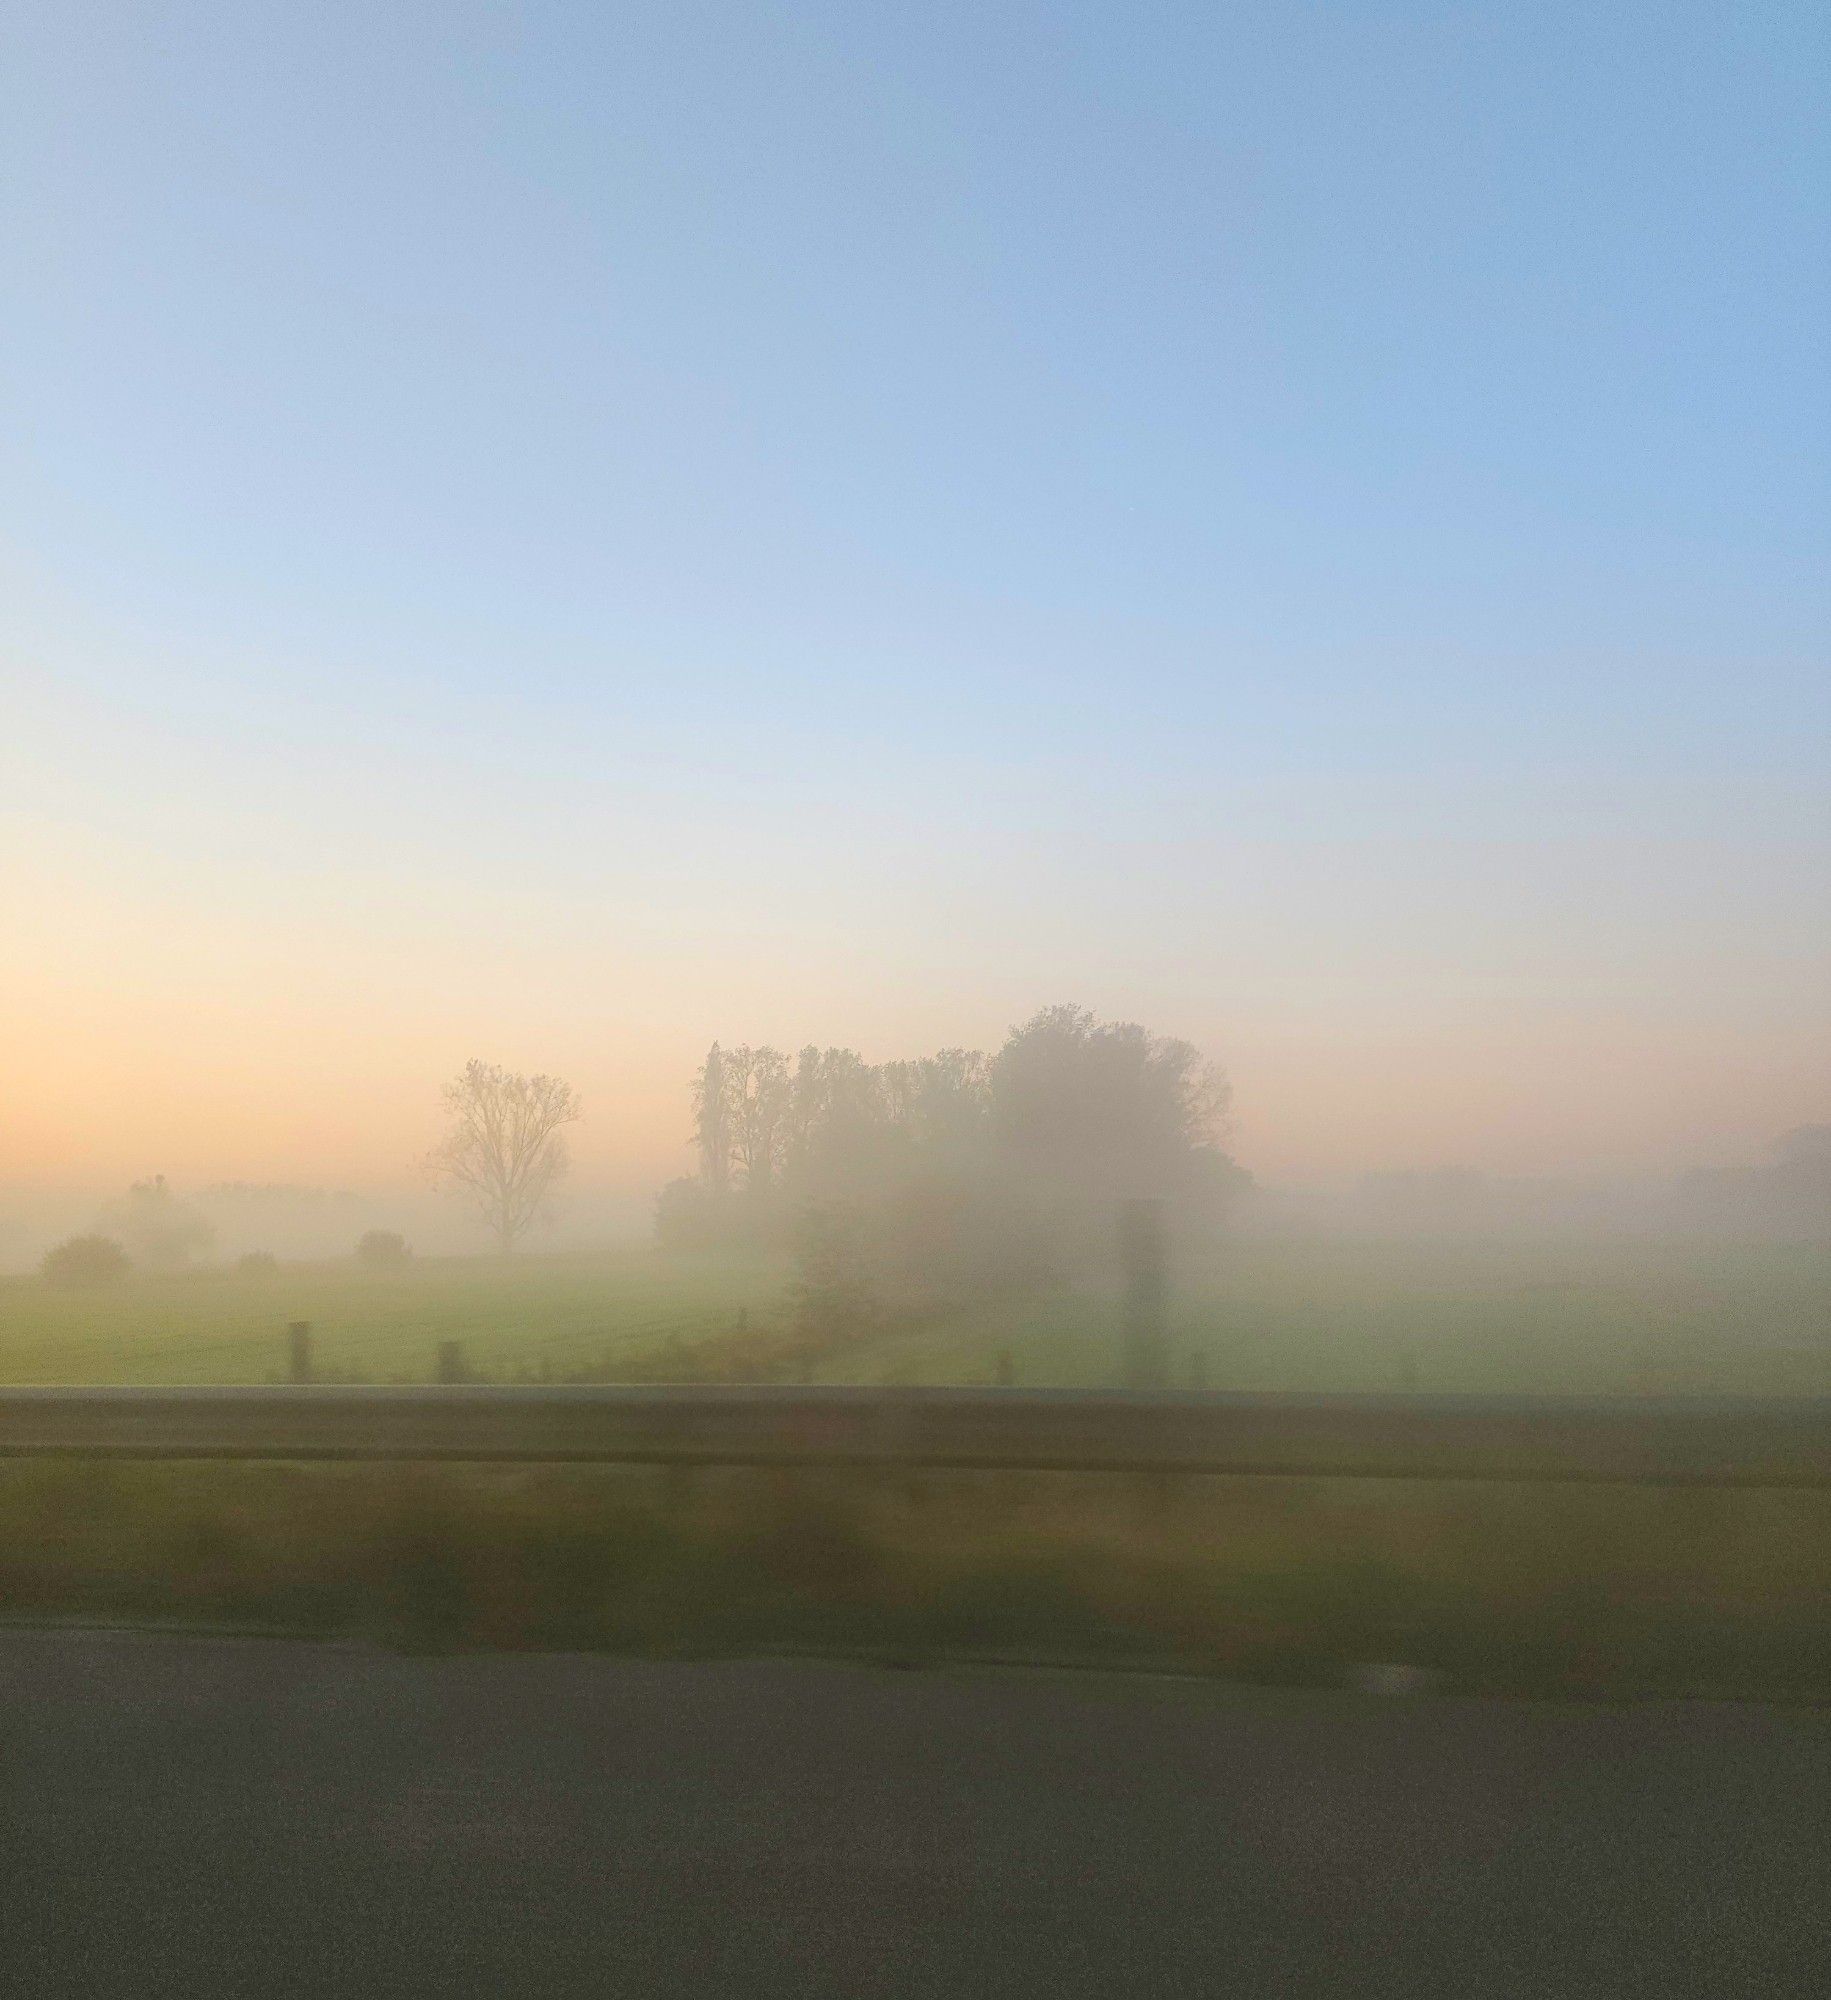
[4,2,1827,1186]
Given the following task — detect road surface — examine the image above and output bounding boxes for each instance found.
[2,1631,1826,1997]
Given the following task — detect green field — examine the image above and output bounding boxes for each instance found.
[821,1237,1831,1396]
[2,1234,1826,1395]
[0,1246,784,1386]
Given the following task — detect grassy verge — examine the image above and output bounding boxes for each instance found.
[4,1459,1826,1701]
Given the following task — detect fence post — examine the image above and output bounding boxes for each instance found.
[287,1322,313,1386]
[996,1349,1015,1387]
[436,1339,466,1386]
[1119,1198,1169,1391]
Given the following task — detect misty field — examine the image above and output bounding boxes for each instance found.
[822,1237,1831,1397]
[0,1246,780,1386]
[2,1235,1826,1395]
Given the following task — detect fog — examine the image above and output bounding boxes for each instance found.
[3,1015,1824,1279]
[4,6,1830,1960]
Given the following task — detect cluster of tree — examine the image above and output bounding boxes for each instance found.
[37,1176,220,1280]
[658,1005,1248,1324]
[197,1182,371,1262]
[36,1054,576,1283]
[39,1195,416,1286]
[97,1175,215,1270]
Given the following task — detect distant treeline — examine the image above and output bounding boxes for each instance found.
[657,1005,1249,1318]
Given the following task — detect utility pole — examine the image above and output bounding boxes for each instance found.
[1119,1198,1169,1391]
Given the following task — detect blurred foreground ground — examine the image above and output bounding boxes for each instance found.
[5,1459,1828,1700]
[2,1631,1826,1998]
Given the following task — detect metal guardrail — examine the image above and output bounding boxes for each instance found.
[0,1386,1827,1487]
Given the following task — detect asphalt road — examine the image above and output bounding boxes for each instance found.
[1,1631,1826,1998]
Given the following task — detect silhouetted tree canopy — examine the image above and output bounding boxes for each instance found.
[658,1006,1247,1297]
[988,1004,1229,1202]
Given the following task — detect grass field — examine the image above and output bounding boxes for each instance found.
[2,1234,1826,1394]
[821,1237,1831,1396]
[0,1246,786,1386]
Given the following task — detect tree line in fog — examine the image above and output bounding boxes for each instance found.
[657,1005,1249,1323]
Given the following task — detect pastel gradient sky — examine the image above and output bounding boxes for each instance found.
[4,1,1827,1198]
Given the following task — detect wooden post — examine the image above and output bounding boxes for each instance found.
[287,1321,313,1386]
[1187,1350,1208,1392]
[1119,1198,1169,1391]
[996,1349,1015,1387]
[436,1339,466,1386]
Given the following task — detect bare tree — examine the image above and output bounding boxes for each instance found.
[430,1061,581,1252]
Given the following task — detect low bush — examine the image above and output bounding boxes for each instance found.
[41,1234,132,1285]
[354,1230,412,1270]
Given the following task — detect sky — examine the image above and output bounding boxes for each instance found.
[3,0,1827,1203]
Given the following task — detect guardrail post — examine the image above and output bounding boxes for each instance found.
[435,1340,467,1386]
[287,1322,313,1386]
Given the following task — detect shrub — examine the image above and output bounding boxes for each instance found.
[654,1176,734,1250]
[789,1203,882,1344]
[235,1250,280,1275]
[354,1229,412,1270]
[42,1234,132,1285]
